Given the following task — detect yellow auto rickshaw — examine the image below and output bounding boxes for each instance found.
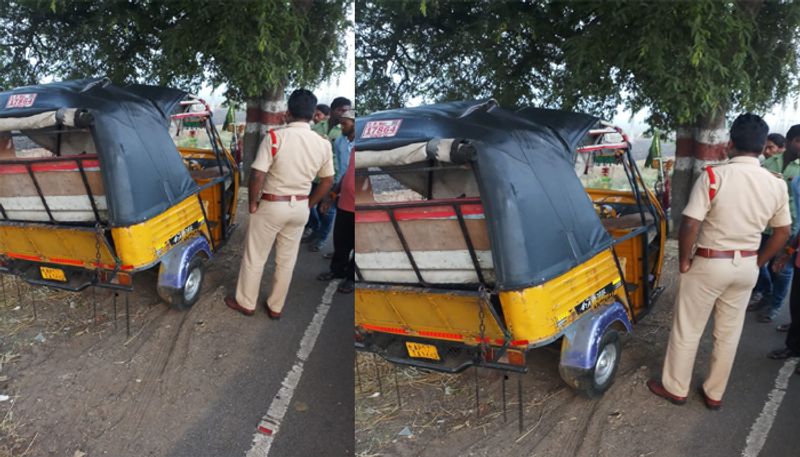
[354,100,666,397]
[0,78,239,310]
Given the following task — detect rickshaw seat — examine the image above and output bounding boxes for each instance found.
[600,212,654,231]
[189,167,224,181]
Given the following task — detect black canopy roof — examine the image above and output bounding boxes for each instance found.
[0,78,197,226]
[356,100,615,291]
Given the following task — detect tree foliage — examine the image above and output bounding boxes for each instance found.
[357,0,800,129]
[357,0,567,114]
[0,0,351,101]
[554,0,800,128]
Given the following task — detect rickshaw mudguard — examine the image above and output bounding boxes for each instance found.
[156,235,211,294]
[558,300,631,373]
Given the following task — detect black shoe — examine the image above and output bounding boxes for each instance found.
[337,279,354,294]
[758,314,776,323]
[768,347,800,360]
[777,323,791,332]
[301,228,315,242]
[317,271,345,281]
[747,299,768,312]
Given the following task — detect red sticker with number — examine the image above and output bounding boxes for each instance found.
[5,94,37,108]
[361,119,403,139]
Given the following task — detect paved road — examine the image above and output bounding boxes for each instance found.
[166,239,353,457]
[681,303,800,457]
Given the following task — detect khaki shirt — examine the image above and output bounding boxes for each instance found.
[683,156,791,251]
[251,122,334,196]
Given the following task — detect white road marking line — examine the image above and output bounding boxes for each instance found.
[742,358,799,457]
[245,281,339,457]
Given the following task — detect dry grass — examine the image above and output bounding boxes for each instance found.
[355,352,544,456]
[0,274,114,456]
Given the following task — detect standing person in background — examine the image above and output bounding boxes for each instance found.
[312,96,350,141]
[647,113,791,410]
[317,109,356,292]
[225,89,334,318]
[306,96,353,252]
[749,126,800,323]
[764,133,786,160]
[314,104,330,125]
[767,137,800,369]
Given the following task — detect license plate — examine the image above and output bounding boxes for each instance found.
[40,266,66,282]
[406,341,440,361]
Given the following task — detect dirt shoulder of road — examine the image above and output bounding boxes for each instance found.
[0,200,306,457]
[0,235,252,457]
[355,240,711,457]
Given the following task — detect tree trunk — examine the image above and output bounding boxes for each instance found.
[241,86,287,180]
[669,110,728,236]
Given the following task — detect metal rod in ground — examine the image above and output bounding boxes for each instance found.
[518,373,524,434]
[394,366,402,408]
[502,373,508,423]
[30,286,37,320]
[474,366,480,418]
[355,354,363,392]
[374,354,383,395]
[113,292,118,330]
[125,292,130,337]
[16,278,21,304]
[1,274,6,305]
[91,287,97,323]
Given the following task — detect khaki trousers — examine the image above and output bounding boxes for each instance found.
[235,200,309,313]
[662,255,759,400]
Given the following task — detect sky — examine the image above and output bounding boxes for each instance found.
[611,100,800,141]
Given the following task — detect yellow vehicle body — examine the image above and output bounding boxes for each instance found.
[356,286,507,346]
[498,249,625,346]
[111,194,210,269]
[0,175,230,272]
[355,249,627,348]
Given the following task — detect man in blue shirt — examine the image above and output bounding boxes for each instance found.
[305,97,352,251]
[333,110,354,184]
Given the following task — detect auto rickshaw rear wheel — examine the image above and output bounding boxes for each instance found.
[583,329,621,398]
[173,256,205,310]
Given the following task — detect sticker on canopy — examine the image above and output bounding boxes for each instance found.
[5,94,37,108]
[361,119,403,139]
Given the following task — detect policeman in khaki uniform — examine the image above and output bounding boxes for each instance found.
[225,89,334,318]
[648,113,791,409]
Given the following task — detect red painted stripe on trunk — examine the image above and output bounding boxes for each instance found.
[259,111,284,125]
[675,137,694,157]
[356,203,485,223]
[694,142,728,161]
[245,108,285,125]
[245,107,260,123]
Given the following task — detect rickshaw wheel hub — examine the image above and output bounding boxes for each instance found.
[594,343,617,386]
[184,267,202,301]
